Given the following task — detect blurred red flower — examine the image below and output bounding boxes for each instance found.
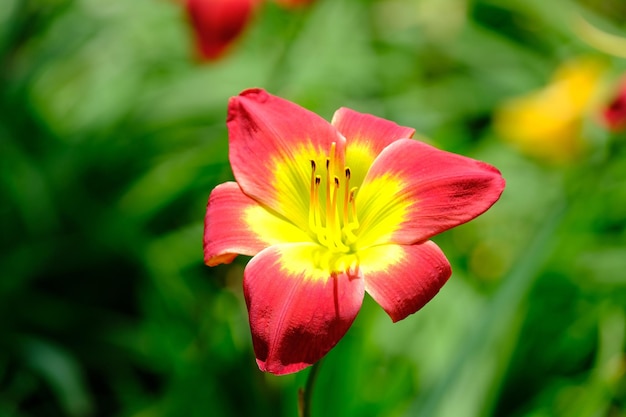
[603,79,626,132]
[185,0,259,61]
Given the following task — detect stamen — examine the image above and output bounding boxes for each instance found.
[313,175,328,247]
[331,176,350,252]
[308,160,317,231]
[325,159,332,234]
[328,142,337,178]
[349,187,359,228]
[306,142,359,253]
[343,168,351,228]
[343,187,360,243]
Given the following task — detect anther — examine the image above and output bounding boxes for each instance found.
[349,187,357,202]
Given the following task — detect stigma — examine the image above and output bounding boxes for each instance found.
[308,142,359,253]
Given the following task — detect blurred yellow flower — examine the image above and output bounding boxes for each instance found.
[494,58,606,163]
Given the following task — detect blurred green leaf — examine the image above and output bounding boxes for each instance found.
[18,337,92,417]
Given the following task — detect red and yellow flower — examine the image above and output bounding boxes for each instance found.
[204,89,505,375]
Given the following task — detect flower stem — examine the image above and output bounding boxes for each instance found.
[298,360,323,417]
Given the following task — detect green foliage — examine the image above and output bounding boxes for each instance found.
[1,0,626,416]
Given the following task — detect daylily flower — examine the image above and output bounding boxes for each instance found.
[602,78,626,132]
[185,0,260,61]
[493,57,605,163]
[204,88,505,375]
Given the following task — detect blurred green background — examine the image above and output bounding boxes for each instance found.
[2,0,626,416]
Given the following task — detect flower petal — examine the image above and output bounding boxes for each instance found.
[361,241,451,322]
[356,139,505,248]
[204,182,312,266]
[332,108,415,187]
[332,107,415,152]
[228,89,346,231]
[186,0,259,61]
[243,243,364,375]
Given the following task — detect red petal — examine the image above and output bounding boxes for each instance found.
[332,107,415,155]
[204,182,265,265]
[332,108,416,187]
[243,244,364,375]
[361,242,451,322]
[358,139,505,246]
[186,0,259,61]
[228,88,345,230]
[204,182,311,266]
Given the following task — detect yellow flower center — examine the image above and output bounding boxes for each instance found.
[308,142,360,253]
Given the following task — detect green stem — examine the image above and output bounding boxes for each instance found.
[298,360,323,417]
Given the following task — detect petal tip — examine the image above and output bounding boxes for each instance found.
[227,88,268,121]
[362,242,452,323]
[388,262,451,323]
[481,163,507,201]
[237,87,269,102]
[256,358,312,376]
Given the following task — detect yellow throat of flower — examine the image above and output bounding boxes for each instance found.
[308,142,360,253]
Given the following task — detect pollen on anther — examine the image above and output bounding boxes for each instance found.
[315,176,321,185]
[349,187,357,202]
[345,168,351,179]
[334,177,340,187]
[311,160,316,170]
